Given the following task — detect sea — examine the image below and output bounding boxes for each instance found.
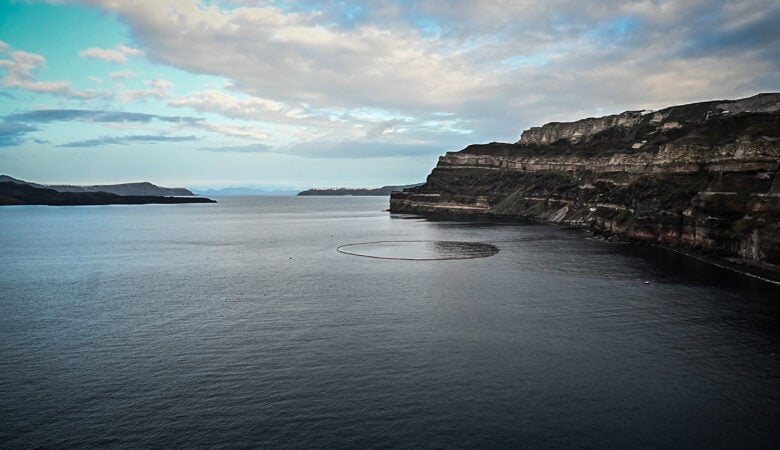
[1,196,778,448]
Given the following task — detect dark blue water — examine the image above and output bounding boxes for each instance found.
[1,197,778,448]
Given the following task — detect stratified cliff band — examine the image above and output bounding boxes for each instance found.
[390,93,780,272]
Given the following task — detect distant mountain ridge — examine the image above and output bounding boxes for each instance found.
[193,187,301,196]
[0,175,194,196]
[298,184,422,196]
[0,182,215,206]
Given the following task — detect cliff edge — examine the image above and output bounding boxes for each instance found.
[390,93,780,273]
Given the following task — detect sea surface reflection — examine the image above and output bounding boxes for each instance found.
[0,196,778,448]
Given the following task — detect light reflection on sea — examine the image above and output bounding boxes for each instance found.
[0,196,778,448]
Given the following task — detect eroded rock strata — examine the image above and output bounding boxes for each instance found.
[390,93,780,272]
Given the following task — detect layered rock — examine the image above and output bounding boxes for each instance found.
[390,93,780,272]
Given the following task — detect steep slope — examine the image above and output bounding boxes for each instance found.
[390,93,780,272]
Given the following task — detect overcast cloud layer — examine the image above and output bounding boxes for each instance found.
[0,0,778,187]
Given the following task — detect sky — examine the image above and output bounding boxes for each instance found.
[0,0,778,189]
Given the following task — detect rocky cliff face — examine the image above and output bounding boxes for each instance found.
[390,93,780,272]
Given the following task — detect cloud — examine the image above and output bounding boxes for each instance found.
[167,89,470,148]
[202,139,451,159]
[0,41,99,99]
[79,43,144,64]
[678,4,780,60]
[83,1,482,111]
[365,118,405,138]
[119,78,173,102]
[109,70,136,80]
[285,140,449,159]
[83,0,779,144]
[168,90,288,121]
[6,108,200,125]
[0,121,36,147]
[59,134,199,147]
[4,108,271,144]
[201,143,273,153]
[198,122,270,140]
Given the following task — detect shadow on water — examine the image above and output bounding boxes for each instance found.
[390,212,543,227]
[337,240,500,261]
[397,212,780,294]
[612,242,780,295]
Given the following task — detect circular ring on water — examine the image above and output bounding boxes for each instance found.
[337,240,499,261]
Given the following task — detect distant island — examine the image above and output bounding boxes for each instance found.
[0,175,195,196]
[298,184,422,196]
[193,187,301,196]
[0,179,215,206]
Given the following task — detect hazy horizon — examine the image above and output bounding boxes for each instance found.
[0,172,423,192]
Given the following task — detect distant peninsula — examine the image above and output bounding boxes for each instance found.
[0,175,195,196]
[0,180,215,206]
[298,184,422,196]
[193,187,301,196]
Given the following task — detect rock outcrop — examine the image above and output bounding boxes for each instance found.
[390,93,780,272]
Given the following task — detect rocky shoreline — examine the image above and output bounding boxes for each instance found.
[391,93,780,274]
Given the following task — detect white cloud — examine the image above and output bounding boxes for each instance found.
[84,1,482,112]
[78,1,779,146]
[79,43,145,64]
[168,90,285,121]
[0,41,99,99]
[116,44,144,57]
[199,122,270,140]
[109,70,136,80]
[119,78,173,102]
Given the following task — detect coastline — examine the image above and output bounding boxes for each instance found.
[390,208,780,286]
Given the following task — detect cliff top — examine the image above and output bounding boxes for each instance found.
[518,93,780,145]
[458,93,780,157]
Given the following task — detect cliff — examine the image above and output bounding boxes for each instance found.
[390,93,780,272]
[298,184,422,196]
[0,182,215,206]
[0,175,195,196]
